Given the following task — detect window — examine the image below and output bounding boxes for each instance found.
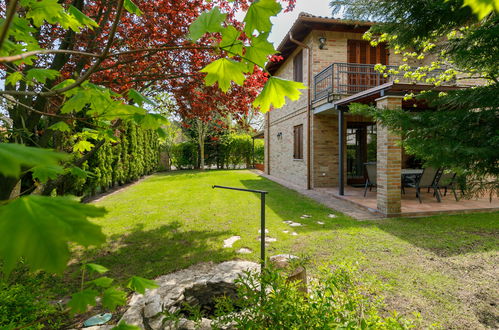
[293,50,303,82]
[293,124,303,159]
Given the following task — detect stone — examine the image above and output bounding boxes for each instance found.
[259,236,277,243]
[288,222,302,227]
[282,230,289,234]
[317,221,325,225]
[292,232,298,236]
[121,261,259,329]
[223,236,240,248]
[258,228,269,234]
[269,254,308,294]
[236,247,252,254]
[300,214,312,218]
[328,214,337,218]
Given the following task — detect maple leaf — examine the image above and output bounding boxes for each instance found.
[200,58,247,92]
[25,68,60,84]
[245,33,276,68]
[0,195,106,274]
[127,276,159,294]
[124,0,143,16]
[220,26,243,57]
[253,77,306,112]
[189,6,226,41]
[244,0,282,35]
[68,289,98,313]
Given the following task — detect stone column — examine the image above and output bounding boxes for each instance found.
[375,96,403,216]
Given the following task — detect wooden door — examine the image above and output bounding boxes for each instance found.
[347,40,389,93]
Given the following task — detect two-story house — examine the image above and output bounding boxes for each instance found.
[263,13,476,217]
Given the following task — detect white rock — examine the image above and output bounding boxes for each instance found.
[300,214,312,218]
[288,222,302,227]
[258,229,269,234]
[282,230,289,234]
[317,221,325,225]
[223,235,241,248]
[292,232,298,236]
[237,247,253,254]
[328,214,337,218]
[259,236,277,243]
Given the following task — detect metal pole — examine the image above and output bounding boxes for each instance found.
[260,192,265,271]
[338,109,345,196]
[212,185,268,271]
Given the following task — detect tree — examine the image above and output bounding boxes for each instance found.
[331,0,499,197]
[0,1,306,318]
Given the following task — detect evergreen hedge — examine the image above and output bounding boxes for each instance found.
[70,121,159,197]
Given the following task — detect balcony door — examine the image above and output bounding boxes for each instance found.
[347,40,389,93]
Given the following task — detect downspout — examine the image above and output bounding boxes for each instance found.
[289,33,312,190]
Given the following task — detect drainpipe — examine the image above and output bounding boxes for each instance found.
[289,33,312,190]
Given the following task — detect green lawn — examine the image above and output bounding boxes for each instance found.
[86,170,498,329]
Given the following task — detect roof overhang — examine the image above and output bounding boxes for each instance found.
[266,13,374,75]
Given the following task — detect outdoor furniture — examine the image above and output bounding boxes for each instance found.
[406,167,442,203]
[401,169,424,194]
[437,171,459,201]
[363,162,377,197]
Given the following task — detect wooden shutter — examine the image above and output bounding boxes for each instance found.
[293,50,303,83]
[293,125,303,159]
[347,40,388,65]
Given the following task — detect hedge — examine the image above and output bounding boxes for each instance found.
[69,121,160,197]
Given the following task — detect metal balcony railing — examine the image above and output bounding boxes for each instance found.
[313,62,446,101]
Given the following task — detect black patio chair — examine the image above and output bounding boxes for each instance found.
[407,167,442,203]
[437,171,459,201]
[363,162,377,197]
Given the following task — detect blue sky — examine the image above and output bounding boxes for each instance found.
[268,0,333,45]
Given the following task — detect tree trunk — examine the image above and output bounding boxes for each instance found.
[196,119,205,170]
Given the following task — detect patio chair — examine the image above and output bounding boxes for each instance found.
[437,171,459,201]
[363,162,377,197]
[408,167,442,203]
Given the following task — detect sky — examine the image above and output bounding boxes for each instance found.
[268,0,333,46]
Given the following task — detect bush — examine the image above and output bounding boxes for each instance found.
[213,263,418,329]
[171,141,198,169]
[0,281,61,329]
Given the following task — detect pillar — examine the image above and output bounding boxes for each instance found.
[375,96,403,216]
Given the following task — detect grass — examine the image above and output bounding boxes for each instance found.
[80,170,498,329]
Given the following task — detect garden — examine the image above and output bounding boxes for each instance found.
[1,0,498,329]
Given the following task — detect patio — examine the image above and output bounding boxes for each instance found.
[319,186,499,217]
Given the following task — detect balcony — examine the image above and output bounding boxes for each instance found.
[313,62,446,101]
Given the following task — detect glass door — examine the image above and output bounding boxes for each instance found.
[347,123,376,185]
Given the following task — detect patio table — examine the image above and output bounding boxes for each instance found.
[401,169,424,187]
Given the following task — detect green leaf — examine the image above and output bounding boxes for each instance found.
[124,0,143,16]
[68,289,99,313]
[70,166,93,179]
[73,140,94,153]
[102,287,127,310]
[112,322,141,330]
[31,164,64,183]
[245,33,276,67]
[0,195,106,274]
[86,263,109,274]
[220,26,243,57]
[200,58,247,92]
[25,68,60,84]
[189,7,227,41]
[49,121,71,132]
[24,0,64,27]
[90,276,114,288]
[244,0,282,35]
[5,72,23,86]
[133,113,168,130]
[68,5,99,29]
[127,89,156,106]
[462,0,499,19]
[0,143,68,178]
[127,276,159,294]
[253,77,306,112]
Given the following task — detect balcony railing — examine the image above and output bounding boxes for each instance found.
[313,62,446,101]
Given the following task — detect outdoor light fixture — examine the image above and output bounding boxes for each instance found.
[277,132,283,139]
[318,36,327,49]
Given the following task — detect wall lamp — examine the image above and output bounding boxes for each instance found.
[277,132,283,139]
[318,36,327,49]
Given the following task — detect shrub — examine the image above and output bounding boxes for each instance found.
[0,281,61,329]
[213,263,418,329]
[171,141,198,169]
